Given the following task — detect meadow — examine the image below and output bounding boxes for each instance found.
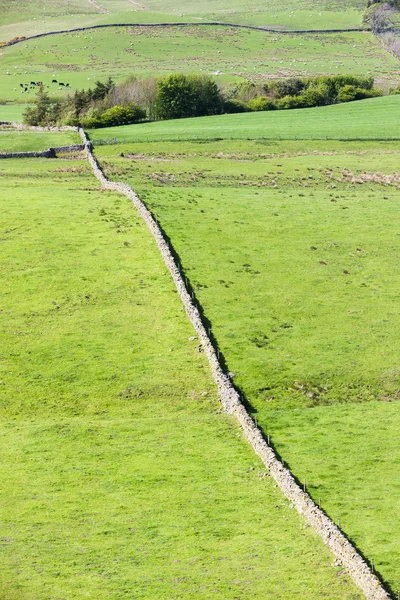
[0,103,31,123]
[0,0,366,41]
[93,132,400,594]
[90,95,400,143]
[0,155,363,599]
[1,26,398,102]
[0,129,80,151]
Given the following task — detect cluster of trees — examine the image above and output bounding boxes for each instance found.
[24,72,383,128]
[23,77,140,127]
[221,75,382,112]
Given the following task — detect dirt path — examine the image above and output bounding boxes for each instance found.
[127,0,149,9]
[86,0,110,15]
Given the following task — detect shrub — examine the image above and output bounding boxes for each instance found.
[337,85,383,103]
[247,96,277,111]
[276,95,306,110]
[301,84,332,107]
[222,99,251,113]
[100,104,146,126]
[80,116,103,129]
[269,78,305,99]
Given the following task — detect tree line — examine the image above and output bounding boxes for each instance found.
[24,73,384,128]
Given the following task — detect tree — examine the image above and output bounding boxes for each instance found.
[91,76,115,101]
[23,86,61,126]
[154,74,222,120]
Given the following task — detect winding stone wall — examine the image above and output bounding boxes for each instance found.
[79,127,390,600]
[3,22,372,48]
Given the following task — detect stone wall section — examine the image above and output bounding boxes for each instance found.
[0,144,84,159]
[79,127,390,600]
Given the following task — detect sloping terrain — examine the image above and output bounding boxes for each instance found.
[92,116,400,594]
[0,152,363,599]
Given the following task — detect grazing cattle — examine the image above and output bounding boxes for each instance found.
[52,79,57,83]
[19,83,23,87]
[36,81,43,86]
[65,83,70,87]
[30,81,35,85]
[59,82,64,86]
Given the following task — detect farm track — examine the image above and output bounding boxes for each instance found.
[77,127,391,600]
[3,21,374,47]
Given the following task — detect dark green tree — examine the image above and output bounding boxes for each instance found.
[154,74,222,120]
[23,86,61,126]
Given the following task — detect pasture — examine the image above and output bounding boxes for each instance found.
[0,0,366,41]
[1,26,398,102]
[0,103,31,123]
[93,133,400,594]
[90,95,400,143]
[0,128,80,151]
[0,155,362,599]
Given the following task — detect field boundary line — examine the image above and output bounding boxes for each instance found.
[3,22,373,47]
[77,126,390,600]
[0,144,84,158]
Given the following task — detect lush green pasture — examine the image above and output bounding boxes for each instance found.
[0,129,80,151]
[0,103,31,123]
[96,137,400,594]
[0,0,366,41]
[1,27,397,101]
[90,95,400,143]
[0,156,362,598]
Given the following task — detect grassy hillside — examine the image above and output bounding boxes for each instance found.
[0,0,366,40]
[90,95,400,143]
[2,26,396,102]
[0,154,362,599]
[94,135,400,594]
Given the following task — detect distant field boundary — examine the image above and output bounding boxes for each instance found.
[0,144,84,158]
[3,21,374,47]
[78,126,390,600]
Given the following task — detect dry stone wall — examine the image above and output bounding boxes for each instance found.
[0,144,84,159]
[3,23,371,48]
[80,127,390,600]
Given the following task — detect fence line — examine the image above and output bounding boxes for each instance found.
[79,126,391,600]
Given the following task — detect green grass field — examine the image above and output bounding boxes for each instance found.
[89,95,400,143]
[0,0,366,41]
[0,156,363,599]
[0,104,31,123]
[93,133,400,594]
[1,27,397,102]
[0,129,80,151]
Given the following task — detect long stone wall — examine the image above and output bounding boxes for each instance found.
[79,127,390,600]
[3,22,372,48]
